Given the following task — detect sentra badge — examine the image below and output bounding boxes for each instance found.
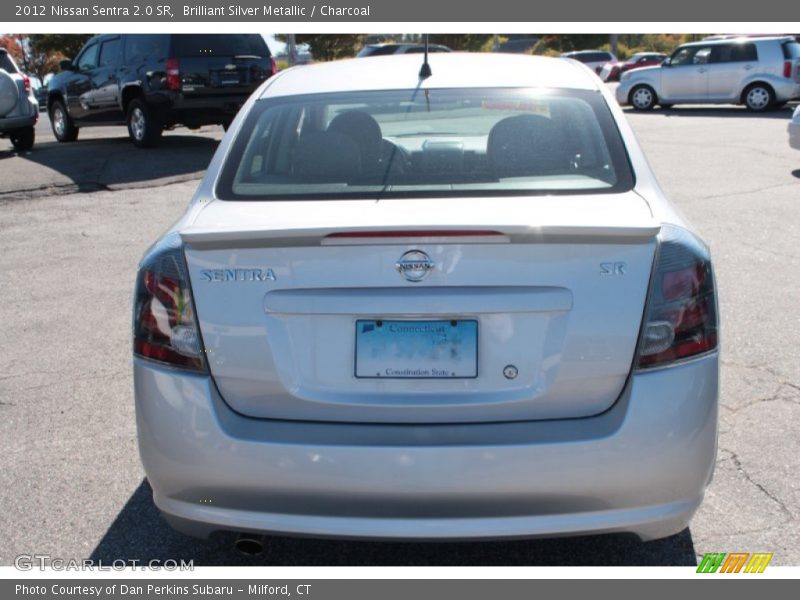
[200,269,276,282]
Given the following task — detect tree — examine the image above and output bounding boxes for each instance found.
[0,35,24,63]
[427,35,495,52]
[28,34,93,60]
[25,39,64,84]
[292,35,365,61]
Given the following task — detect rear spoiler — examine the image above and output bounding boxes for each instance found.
[180,223,661,248]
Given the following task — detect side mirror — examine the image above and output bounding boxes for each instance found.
[59,58,74,71]
[662,58,671,67]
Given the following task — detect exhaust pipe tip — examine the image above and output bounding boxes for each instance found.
[235,533,266,556]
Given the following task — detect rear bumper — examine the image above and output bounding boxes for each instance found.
[162,92,251,126]
[134,353,718,542]
[0,115,36,132]
[0,98,38,132]
[773,81,800,103]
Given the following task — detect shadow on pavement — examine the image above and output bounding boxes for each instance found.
[90,480,698,566]
[625,105,795,119]
[0,133,219,191]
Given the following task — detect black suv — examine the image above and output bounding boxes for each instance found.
[46,34,275,147]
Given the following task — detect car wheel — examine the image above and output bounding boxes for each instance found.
[743,84,774,112]
[50,100,79,142]
[630,85,657,111]
[10,126,35,151]
[126,98,163,148]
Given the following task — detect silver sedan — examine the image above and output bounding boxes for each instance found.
[133,52,719,545]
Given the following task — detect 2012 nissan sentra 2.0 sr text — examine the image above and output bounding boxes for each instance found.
[133,53,719,543]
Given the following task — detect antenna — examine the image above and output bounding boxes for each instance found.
[419,34,432,79]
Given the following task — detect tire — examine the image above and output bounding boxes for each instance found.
[10,125,34,151]
[50,99,79,142]
[126,98,163,148]
[743,83,774,112]
[629,85,658,111]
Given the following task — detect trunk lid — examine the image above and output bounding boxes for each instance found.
[182,193,658,423]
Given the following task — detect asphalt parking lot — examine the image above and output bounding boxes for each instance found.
[0,100,798,566]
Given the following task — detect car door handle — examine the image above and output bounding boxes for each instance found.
[698,68,707,73]
[744,64,754,70]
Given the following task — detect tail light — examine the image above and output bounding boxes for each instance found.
[22,75,30,93]
[165,57,181,91]
[133,233,205,372]
[270,57,278,75]
[784,61,792,78]
[636,225,718,369]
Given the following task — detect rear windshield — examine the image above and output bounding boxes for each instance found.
[217,87,633,201]
[0,52,18,73]
[173,34,270,58]
[783,41,800,59]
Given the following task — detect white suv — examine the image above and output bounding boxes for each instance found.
[617,36,800,111]
[0,48,38,151]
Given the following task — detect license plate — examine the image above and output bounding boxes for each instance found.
[355,320,478,379]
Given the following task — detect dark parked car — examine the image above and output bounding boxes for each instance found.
[357,43,451,57]
[46,34,276,147]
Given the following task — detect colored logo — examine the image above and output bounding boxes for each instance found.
[696,552,773,573]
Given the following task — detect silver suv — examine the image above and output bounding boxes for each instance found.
[617,36,800,111]
[0,48,38,151]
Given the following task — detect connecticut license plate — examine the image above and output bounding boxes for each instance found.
[355,320,478,379]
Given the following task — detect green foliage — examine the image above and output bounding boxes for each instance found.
[28,34,93,60]
[531,34,713,59]
[281,34,498,60]
[0,35,25,63]
[427,35,496,52]
[292,35,365,61]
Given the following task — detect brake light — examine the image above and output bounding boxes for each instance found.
[165,57,181,91]
[22,75,30,93]
[784,61,792,78]
[133,233,205,371]
[636,225,718,368]
[270,57,278,74]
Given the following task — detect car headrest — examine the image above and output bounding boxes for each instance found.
[327,111,383,168]
[293,131,362,183]
[487,114,570,178]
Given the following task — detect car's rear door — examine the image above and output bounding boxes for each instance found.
[707,43,757,102]
[172,34,273,102]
